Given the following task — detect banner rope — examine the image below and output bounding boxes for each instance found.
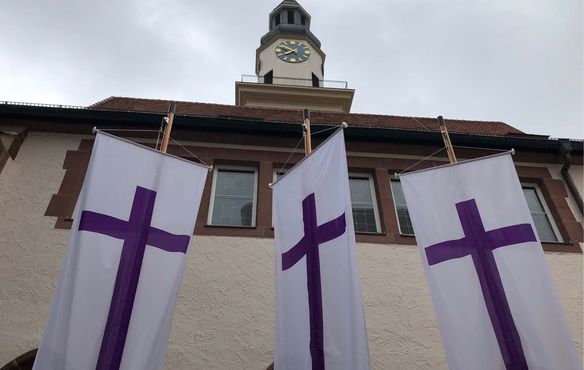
[311,125,340,135]
[155,118,164,150]
[276,135,306,177]
[92,127,211,168]
[167,136,212,168]
[396,146,448,177]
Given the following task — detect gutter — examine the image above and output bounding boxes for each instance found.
[0,102,581,155]
[559,140,584,215]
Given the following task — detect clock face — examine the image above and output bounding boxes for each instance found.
[275,40,311,63]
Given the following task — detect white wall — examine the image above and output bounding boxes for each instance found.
[0,133,582,369]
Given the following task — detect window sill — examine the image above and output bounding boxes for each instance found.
[355,231,386,236]
[540,240,565,245]
[204,224,256,229]
[541,241,582,254]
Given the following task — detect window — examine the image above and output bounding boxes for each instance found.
[264,70,273,85]
[300,14,306,25]
[312,73,320,87]
[349,175,381,233]
[274,14,280,26]
[522,184,561,242]
[208,167,258,227]
[273,168,287,181]
[390,180,414,236]
[287,10,294,24]
[389,180,563,241]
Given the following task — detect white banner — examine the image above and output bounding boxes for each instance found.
[272,129,370,370]
[34,131,208,370]
[400,153,581,370]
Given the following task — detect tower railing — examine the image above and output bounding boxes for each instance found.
[240,75,348,89]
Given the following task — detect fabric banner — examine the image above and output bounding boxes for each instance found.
[400,153,581,370]
[34,131,208,370]
[272,129,370,370]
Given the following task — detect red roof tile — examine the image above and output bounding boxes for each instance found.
[90,96,525,137]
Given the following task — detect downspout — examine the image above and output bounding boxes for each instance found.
[559,140,583,215]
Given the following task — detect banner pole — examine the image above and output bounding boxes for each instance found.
[303,109,312,155]
[160,102,177,153]
[437,116,457,164]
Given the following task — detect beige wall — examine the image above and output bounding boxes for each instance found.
[0,133,582,369]
[0,133,81,363]
[258,38,323,80]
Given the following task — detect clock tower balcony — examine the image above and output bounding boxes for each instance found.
[240,74,348,89]
[235,74,354,113]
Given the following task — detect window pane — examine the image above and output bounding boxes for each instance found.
[350,178,373,204]
[396,206,414,235]
[522,186,559,242]
[353,206,378,233]
[390,180,414,235]
[523,188,545,213]
[211,170,255,226]
[215,170,254,197]
[532,214,557,242]
[349,177,379,233]
[391,179,407,204]
[212,197,253,226]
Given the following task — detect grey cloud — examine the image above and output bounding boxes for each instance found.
[0,0,581,138]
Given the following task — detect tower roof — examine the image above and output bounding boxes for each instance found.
[260,0,321,48]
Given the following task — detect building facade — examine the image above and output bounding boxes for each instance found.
[1,1,582,369]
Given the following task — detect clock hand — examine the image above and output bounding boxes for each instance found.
[284,49,298,55]
[279,45,295,51]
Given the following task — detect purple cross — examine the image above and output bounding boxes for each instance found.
[425,198,536,370]
[281,193,346,370]
[78,186,190,370]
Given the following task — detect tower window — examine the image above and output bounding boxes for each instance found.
[312,73,320,87]
[300,14,306,25]
[264,70,273,85]
[275,14,280,26]
[287,10,294,24]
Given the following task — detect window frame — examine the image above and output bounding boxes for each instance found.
[521,183,563,243]
[207,165,259,228]
[273,168,287,183]
[389,178,415,236]
[348,173,382,234]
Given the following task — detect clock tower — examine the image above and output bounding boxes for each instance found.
[235,0,354,113]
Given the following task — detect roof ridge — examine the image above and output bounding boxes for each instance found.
[342,109,509,125]
[88,96,116,108]
[93,97,508,124]
[90,96,524,135]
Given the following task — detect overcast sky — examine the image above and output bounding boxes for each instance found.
[1,0,582,138]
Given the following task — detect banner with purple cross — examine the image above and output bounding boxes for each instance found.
[400,153,582,370]
[34,131,209,370]
[272,129,370,370]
